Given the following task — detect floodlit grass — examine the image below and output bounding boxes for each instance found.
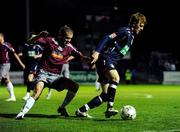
[1,84,180,132]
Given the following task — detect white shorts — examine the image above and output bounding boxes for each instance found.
[34,69,62,84]
[0,63,10,80]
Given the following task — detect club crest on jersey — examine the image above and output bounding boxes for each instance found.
[109,33,117,38]
[51,50,63,60]
[109,64,115,69]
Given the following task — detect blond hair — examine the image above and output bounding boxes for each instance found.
[129,12,147,27]
[59,25,73,37]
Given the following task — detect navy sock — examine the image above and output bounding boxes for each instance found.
[27,81,35,92]
[79,95,105,112]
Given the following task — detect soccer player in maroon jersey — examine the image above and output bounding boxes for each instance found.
[0,33,25,101]
[16,25,90,119]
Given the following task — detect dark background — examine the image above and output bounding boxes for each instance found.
[0,0,179,71]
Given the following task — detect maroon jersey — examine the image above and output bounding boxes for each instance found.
[36,37,83,74]
[0,42,15,64]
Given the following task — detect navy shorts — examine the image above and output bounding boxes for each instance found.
[96,56,116,84]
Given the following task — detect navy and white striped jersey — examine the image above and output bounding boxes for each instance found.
[22,43,44,65]
[95,27,134,65]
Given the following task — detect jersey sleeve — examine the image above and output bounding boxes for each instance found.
[5,42,15,53]
[37,37,48,44]
[95,35,111,53]
[36,37,54,49]
[95,29,125,53]
[67,44,83,59]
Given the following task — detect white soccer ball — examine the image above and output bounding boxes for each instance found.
[120,105,136,120]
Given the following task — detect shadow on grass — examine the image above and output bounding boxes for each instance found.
[0,113,60,119]
[0,113,121,121]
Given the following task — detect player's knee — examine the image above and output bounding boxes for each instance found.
[109,80,118,86]
[32,83,44,100]
[111,76,120,83]
[70,82,79,93]
[1,78,8,85]
[74,82,79,92]
[35,97,40,101]
[100,92,108,102]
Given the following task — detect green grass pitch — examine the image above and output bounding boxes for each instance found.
[1,84,180,132]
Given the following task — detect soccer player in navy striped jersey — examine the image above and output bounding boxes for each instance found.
[18,32,44,100]
[76,12,147,118]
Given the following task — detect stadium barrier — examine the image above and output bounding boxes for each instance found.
[9,71,24,84]
[70,71,96,84]
[9,71,96,85]
[12,71,180,85]
[163,71,180,84]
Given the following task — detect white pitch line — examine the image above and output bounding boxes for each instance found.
[144,94,153,99]
[142,129,180,132]
[163,129,180,132]
[130,93,153,99]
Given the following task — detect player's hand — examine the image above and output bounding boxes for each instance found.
[21,64,25,70]
[39,31,49,37]
[66,56,75,62]
[91,51,100,64]
[82,56,91,64]
[91,63,96,69]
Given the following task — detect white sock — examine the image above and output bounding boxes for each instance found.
[85,104,90,111]
[21,97,35,114]
[95,82,101,90]
[6,82,15,98]
[25,92,30,97]
[47,89,52,96]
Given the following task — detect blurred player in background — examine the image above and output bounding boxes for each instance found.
[95,71,101,91]
[92,64,101,91]
[18,32,44,100]
[76,12,147,118]
[0,33,25,101]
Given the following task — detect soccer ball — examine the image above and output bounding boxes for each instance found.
[120,105,136,120]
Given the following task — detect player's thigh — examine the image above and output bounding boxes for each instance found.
[32,81,45,99]
[28,73,34,81]
[51,77,78,92]
[105,69,120,82]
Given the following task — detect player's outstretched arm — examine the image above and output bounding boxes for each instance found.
[28,31,49,43]
[91,51,100,64]
[14,52,25,69]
